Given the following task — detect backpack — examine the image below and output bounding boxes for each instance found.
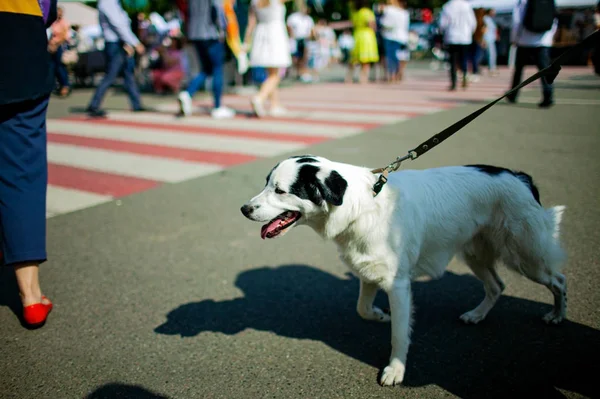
[523,0,556,33]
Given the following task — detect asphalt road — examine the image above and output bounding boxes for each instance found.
[1,67,599,399]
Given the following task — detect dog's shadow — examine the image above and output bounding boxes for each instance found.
[155,265,598,398]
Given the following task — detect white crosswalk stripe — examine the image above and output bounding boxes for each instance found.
[46,185,113,216]
[48,143,224,182]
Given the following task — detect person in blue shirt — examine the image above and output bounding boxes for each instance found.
[483,8,498,76]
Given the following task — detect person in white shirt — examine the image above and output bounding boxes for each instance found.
[286,5,315,81]
[381,0,410,82]
[439,0,476,90]
[507,0,558,108]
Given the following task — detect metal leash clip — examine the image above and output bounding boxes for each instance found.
[372,153,412,197]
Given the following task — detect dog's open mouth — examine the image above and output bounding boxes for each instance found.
[260,211,301,239]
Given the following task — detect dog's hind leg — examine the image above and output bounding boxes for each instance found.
[541,272,567,324]
[459,237,504,324]
[357,280,391,322]
[517,267,567,325]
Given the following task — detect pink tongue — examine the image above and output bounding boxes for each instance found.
[261,219,281,239]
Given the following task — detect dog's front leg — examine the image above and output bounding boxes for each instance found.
[380,277,412,387]
[357,280,391,322]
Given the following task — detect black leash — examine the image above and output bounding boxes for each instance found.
[372,29,600,197]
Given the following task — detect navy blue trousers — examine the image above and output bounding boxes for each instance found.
[0,96,49,266]
[88,41,142,111]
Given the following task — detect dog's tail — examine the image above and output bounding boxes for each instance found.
[547,205,566,241]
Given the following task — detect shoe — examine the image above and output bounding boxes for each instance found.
[468,74,480,83]
[133,106,153,112]
[538,99,554,108]
[86,107,106,118]
[269,106,288,117]
[506,96,516,104]
[23,296,53,328]
[462,76,469,89]
[211,106,235,119]
[178,91,192,116]
[251,97,266,117]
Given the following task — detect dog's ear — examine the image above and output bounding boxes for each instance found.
[318,170,347,206]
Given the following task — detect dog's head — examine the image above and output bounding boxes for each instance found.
[241,155,348,239]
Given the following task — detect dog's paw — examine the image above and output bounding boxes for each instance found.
[380,360,405,386]
[459,310,486,324]
[358,306,391,323]
[543,310,565,325]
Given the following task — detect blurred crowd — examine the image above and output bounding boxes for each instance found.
[46,0,600,113]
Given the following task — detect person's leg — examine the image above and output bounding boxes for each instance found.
[345,62,355,83]
[398,60,407,81]
[470,43,481,75]
[252,67,282,117]
[122,52,143,110]
[448,45,458,89]
[507,46,527,102]
[263,67,283,105]
[53,46,70,94]
[359,63,370,84]
[459,44,469,87]
[87,42,125,111]
[0,97,50,307]
[206,39,225,109]
[536,47,553,105]
[186,40,211,96]
[488,40,497,72]
[384,39,398,82]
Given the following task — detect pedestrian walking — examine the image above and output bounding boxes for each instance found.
[0,0,57,328]
[243,0,293,117]
[286,3,315,82]
[86,0,147,117]
[468,8,487,82]
[346,0,379,84]
[507,0,558,108]
[483,8,499,76]
[439,0,476,91]
[177,0,236,119]
[380,0,410,83]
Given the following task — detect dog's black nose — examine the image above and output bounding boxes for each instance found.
[241,204,253,217]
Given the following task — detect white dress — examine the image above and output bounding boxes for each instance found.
[249,0,292,68]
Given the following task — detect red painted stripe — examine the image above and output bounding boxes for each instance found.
[48,133,257,166]
[48,163,159,197]
[61,116,328,145]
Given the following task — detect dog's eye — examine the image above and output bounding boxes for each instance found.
[275,188,286,195]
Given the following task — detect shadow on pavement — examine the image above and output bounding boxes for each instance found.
[0,265,22,320]
[155,265,599,398]
[85,383,169,399]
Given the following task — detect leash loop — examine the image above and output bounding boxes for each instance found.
[371,29,600,197]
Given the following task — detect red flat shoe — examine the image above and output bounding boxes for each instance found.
[23,296,53,328]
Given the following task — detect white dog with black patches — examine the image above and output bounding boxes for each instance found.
[241,155,567,387]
